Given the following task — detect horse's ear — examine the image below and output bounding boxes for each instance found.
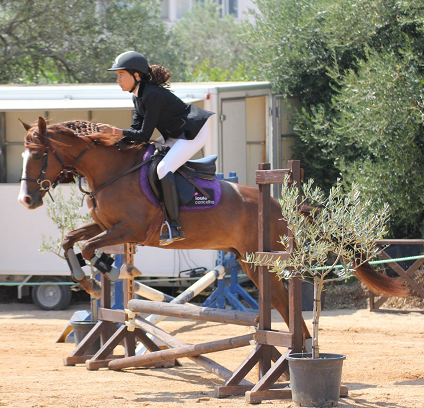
[18,119,32,131]
[37,117,47,136]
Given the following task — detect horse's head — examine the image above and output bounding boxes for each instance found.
[18,117,68,209]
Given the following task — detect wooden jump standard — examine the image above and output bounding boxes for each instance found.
[111,162,307,405]
[214,162,304,404]
[63,245,231,372]
[63,243,155,369]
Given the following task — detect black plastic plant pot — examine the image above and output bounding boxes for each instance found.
[287,353,346,407]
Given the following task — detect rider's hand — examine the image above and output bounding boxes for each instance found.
[97,123,122,136]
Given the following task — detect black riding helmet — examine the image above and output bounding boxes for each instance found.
[108,51,149,93]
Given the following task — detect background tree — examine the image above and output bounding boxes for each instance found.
[170,0,252,82]
[0,0,180,83]
[244,0,424,237]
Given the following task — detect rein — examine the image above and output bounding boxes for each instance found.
[78,152,154,208]
[23,124,154,207]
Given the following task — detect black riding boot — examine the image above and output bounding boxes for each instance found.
[159,171,185,246]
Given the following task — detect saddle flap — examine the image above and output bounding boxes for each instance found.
[147,152,164,202]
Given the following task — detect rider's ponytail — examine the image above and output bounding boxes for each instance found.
[147,65,171,88]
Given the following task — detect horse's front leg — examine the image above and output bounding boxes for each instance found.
[77,222,138,282]
[62,222,103,252]
[80,222,134,260]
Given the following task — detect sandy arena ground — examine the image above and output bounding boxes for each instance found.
[0,303,423,408]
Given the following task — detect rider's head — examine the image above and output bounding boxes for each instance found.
[108,51,149,93]
[109,51,171,92]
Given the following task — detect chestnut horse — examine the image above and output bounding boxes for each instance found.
[19,118,407,336]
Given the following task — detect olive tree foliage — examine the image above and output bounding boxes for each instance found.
[0,0,179,84]
[246,177,389,358]
[170,0,252,82]
[243,0,424,236]
[39,182,92,260]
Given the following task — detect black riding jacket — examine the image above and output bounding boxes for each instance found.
[122,82,214,143]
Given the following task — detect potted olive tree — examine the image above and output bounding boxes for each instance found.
[248,177,389,407]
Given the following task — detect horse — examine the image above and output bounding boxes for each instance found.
[18,117,408,338]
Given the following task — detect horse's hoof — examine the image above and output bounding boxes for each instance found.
[120,264,142,279]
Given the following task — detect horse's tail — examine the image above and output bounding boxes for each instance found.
[354,261,409,298]
[300,204,409,298]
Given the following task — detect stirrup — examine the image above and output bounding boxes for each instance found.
[159,221,174,246]
[159,222,185,246]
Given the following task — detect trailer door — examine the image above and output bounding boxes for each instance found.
[221,99,247,185]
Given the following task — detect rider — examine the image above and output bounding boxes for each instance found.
[98,51,214,246]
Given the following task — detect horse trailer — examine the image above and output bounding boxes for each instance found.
[0,82,297,309]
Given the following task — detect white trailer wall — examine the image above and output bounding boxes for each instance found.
[0,184,217,279]
[0,82,272,280]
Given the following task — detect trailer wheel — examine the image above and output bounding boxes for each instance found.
[31,277,72,310]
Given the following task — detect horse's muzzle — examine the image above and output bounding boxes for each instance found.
[18,182,43,210]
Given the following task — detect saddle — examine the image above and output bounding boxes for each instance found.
[148,146,218,206]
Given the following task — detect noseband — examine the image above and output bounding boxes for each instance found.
[21,130,94,201]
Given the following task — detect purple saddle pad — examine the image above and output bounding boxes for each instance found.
[139,144,222,212]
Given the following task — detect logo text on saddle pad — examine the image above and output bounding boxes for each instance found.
[187,189,215,207]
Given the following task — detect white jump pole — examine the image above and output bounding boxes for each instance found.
[135,265,225,354]
[134,281,175,302]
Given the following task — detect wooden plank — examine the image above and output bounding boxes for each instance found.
[88,324,127,365]
[251,349,290,392]
[127,299,258,326]
[254,330,292,348]
[371,308,424,314]
[66,320,105,359]
[246,388,292,403]
[86,356,175,370]
[101,274,111,309]
[215,385,253,398]
[124,330,136,358]
[369,291,375,311]
[378,252,424,297]
[245,385,348,404]
[64,355,94,366]
[289,276,303,352]
[133,317,252,384]
[340,385,349,397]
[109,334,254,370]
[372,296,388,310]
[222,345,263,387]
[85,359,115,370]
[98,308,127,323]
[134,328,163,352]
[257,163,272,377]
[256,169,291,185]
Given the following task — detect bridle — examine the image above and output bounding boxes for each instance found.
[21,124,155,208]
[21,130,94,201]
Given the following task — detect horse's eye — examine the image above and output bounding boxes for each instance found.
[33,153,43,160]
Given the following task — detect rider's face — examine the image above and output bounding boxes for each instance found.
[116,70,136,92]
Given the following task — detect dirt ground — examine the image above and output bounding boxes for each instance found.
[0,303,423,408]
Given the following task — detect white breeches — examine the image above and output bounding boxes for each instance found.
[157,123,209,180]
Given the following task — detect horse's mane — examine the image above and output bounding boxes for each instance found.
[25,120,145,150]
